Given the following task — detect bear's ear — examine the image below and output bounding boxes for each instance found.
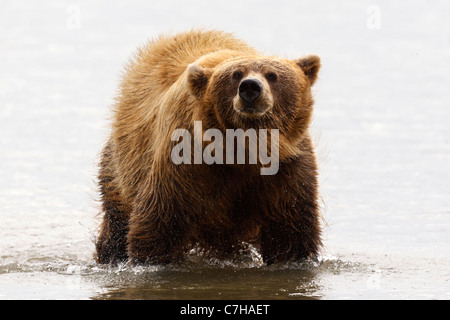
[295,55,321,86]
[187,63,212,99]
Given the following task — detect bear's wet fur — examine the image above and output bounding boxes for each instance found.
[95,29,322,265]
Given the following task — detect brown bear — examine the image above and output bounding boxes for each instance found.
[95,29,322,265]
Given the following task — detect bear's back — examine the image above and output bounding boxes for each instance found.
[126,30,256,91]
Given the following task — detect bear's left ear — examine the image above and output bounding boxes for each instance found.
[187,63,212,99]
[295,55,321,86]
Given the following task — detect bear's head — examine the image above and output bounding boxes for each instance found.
[187,54,320,140]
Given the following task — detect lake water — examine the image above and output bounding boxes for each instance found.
[1,0,449,300]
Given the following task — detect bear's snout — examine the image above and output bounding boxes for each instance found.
[239,78,262,104]
[233,75,273,117]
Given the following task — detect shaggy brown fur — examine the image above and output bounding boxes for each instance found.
[95,29,322,265]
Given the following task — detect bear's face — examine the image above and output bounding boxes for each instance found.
[187,55,320,133]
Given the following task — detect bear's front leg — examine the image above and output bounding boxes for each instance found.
[125,178,189,264]
[260,211,322,265]
[95,144,131,264]
[257,159,322,264]
[127,204,187,264]
[96,211,129,264]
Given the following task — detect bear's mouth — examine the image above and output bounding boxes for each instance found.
[225,101,274,130]
[233,98,270,117]
[242,105,258,114]
[235,103,270,118]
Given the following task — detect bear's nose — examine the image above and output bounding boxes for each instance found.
[239,79,262,103]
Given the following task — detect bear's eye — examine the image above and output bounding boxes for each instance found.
[232,71,243,80]
[266,72,277,82]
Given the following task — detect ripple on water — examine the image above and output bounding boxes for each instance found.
[0,245,376,300]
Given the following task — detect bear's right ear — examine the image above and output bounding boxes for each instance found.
[295,55,321,86]
[187,63,212,99]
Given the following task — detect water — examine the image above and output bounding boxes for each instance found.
[1,0,450,300]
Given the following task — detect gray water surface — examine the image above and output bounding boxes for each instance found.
[1,0,450,300]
